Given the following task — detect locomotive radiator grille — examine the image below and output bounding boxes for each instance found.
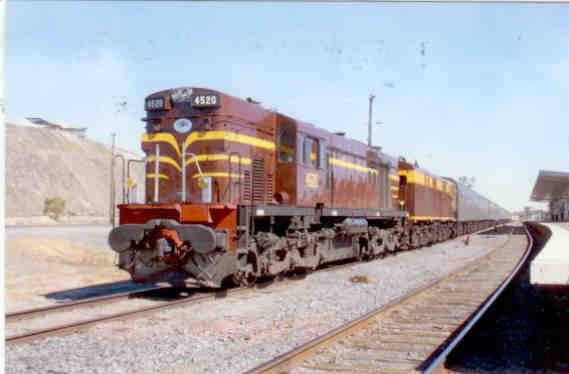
[252,157,266,203]
[266,173,274,203]
[242,170,252,202]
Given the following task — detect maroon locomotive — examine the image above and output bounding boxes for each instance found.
[108,87,508,287]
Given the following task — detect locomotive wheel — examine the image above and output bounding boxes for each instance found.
[233,248,259,287]
[233,263,257,287]
[311,247,322,270]
[358,245,372,261]
[384,232,397,253]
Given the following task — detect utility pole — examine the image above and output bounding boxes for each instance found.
[368,93,375,147]
[110,132,116,226]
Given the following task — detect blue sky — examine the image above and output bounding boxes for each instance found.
[6,2,569,212]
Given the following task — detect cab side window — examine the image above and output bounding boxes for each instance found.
[302,136,312,166]
[318,141,327,169]
[302,136,319,168]
[311,138,319,168]
[278,123,296,163]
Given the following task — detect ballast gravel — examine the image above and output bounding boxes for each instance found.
[6,232,509,374]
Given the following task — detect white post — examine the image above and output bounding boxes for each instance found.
[110,133,116,226]
[367,93,375,147]
[182,149,186,202]
[154,144,160,203]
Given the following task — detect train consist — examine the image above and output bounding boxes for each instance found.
[108,87,510,287]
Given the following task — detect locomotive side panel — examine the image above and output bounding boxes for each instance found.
[296,129,330,207]
[398,161,455,222]
[327,135,382,210]
[274,116,298,205]
[333,151,381,209]
[273,121,387,211]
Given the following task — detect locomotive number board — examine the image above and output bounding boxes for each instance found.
[145,97,165,111]
[191,93,220,108]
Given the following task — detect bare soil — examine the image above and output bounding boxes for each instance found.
[5,122,144,217]
[5,236,129,312]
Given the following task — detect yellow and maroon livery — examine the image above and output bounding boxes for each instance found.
[108,87,507,287]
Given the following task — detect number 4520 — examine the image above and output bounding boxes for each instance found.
[193,95,217,105]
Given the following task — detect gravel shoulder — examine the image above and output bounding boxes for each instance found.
[6,232,510,374]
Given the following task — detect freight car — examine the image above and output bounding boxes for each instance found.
[108,87,509,288]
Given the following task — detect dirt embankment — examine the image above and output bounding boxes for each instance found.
[5,123,144,218]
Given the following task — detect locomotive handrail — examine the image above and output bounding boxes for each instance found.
[126,158,146,203]
[181,151,205,202]
[153,144,160,203]
[113,154,126,204]
[228,152,242,204]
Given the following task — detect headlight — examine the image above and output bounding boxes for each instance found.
[173,118,193,134]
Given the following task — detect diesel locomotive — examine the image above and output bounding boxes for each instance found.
[108,87,510,287]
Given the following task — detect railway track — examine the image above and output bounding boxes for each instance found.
[5,226,502,347]
[5,286,207,345]
[246,224,532,374]
[6,285,170,323]
[4,256,367,346]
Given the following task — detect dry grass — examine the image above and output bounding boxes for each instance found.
[349,275,373,284]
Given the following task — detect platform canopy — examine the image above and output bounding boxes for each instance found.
[530,170,569,201]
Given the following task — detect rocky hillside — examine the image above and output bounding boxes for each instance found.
[5,123,145,218]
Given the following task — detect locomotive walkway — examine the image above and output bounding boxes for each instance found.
[530,222,569,286]
[247,224,531,374]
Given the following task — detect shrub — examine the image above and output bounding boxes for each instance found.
[43,197,66,219]
[349,275,373,284]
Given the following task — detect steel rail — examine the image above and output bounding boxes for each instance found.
[6,285,169,323]
[5,225,500,346]
[5,288,237,345]
[421,223,534,373]
[245,224,524,374]
[5,259,367,346]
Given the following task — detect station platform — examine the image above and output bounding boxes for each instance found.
[530,223,569,286]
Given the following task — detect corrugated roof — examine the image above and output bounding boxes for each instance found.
[530,170,569,201]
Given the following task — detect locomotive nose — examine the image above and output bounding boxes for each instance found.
[108,220,219,254]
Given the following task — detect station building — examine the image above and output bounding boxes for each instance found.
[529,170,569,286]
[530,170,569,222]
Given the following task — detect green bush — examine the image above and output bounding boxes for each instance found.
[43,197,66,219]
